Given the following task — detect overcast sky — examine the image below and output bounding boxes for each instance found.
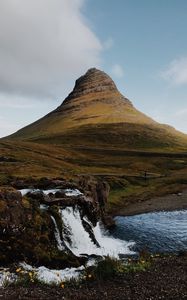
[0,0,187,137]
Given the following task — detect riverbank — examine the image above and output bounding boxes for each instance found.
[113,188,187,216]
[1,254,187,299]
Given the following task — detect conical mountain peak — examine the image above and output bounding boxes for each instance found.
[9,67,187,154]
[64,67,118,103]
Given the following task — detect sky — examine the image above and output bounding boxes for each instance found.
[0,0,187,137]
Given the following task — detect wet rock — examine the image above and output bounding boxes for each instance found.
[54,190,66,198]
[27,191,51,203]
[102,215,116,229]
[77,175,114,228]
[0,187,80,268]
[0,175,115,266]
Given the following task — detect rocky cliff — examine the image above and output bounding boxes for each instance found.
[0,176,113,267]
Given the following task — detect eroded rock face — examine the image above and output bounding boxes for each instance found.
[0,187,79,267]
[78,175,109,207]
[0,188,24,228]
[77,175,115,228]
[11,177,76,190]
[64,68,118,102]
[55,67,132,118]
[0,176,114,266]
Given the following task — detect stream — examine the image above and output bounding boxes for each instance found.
[113,210,187,253]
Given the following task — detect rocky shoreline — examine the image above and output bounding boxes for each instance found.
[114,188,187,216]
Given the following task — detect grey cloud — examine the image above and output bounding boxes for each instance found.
[0,0,102,100]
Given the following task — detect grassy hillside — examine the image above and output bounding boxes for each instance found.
[7,68,187,153]
[8,91,156,140]
[1,137,187,179]
[1,137,187,216]
[1,68,187,213]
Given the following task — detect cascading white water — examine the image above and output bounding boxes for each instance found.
[60,207,134,257]
[19,188,135,257]
[60,207,96,256]
[19,188,82,197]
[93,223,135,257]
[51,216,65,251]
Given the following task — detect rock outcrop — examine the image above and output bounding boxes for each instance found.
[0,176,114,266]
[63,68,125,102]
[77,175,115,228]
[0,187,79,267]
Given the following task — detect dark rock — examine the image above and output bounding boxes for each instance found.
[102,215,116,229]
[54,190,66,198]
[0,187,80,268]
[0,156,18,162]
[11,177,80,192]
[64,68,118,102]
[77,175,114,227]
[0,175,114,266]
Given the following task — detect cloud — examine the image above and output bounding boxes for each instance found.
[0,0,102,100]
[0,93,36,109]
[111,64,124,78]
[161,56,187,85]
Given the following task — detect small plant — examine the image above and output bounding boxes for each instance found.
[123,259,150,273]
[85,255,151,281]
[91,256,122,280]
[12,268,39,287]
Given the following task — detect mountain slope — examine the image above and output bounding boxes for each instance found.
[7,68,187,151]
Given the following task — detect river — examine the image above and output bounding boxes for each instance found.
[112,210,187,253]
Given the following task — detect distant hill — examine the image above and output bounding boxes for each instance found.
[8,68,187,152]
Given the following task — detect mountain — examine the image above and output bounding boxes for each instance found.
[1,67,187,181]
[1,68,187,219]
[8,68,187,152]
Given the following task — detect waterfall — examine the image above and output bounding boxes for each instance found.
[51,216,65,251]
[60,206,134,257]
[19,188,82,196]
[19,188,135,257]
[60,207,96,256]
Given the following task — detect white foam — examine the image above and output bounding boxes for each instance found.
[40,204,48,210]
[20,263,84,284]
[19,188,82,196]
[64,189,83,196]
[0,270,17,287]
[61,207,135,257]
[61,207,96,255]
[19,188,39,196]
[51,216,65,251]
[93,222,135,257]
[43,189,61,195]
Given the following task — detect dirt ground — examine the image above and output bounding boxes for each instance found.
[116,189,187,216]
[1,254,187,300]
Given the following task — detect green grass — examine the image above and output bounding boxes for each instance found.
[1,131,187,215]
[83,256,151,281]
[106,170,187,214]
